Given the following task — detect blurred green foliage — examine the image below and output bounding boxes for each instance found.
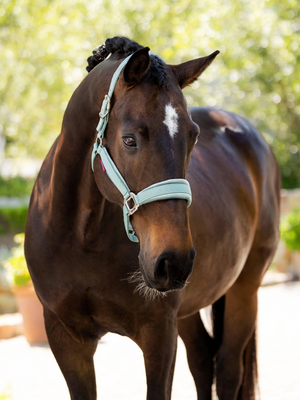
[0,207,28,233]
[281,209,300,251]
[0,176,34,197]
[4,233,31,286]
[0,0,299,187]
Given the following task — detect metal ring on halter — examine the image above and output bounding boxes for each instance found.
[99,95,111,119]
[124,193,140,216]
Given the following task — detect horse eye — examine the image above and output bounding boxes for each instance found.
[123,136,137,148]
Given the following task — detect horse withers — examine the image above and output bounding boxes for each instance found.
[25,37,280,400]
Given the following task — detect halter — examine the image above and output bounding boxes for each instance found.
[91,53,192,242]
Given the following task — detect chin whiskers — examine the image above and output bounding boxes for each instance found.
[170,278,190,291]
[126,269,168,301]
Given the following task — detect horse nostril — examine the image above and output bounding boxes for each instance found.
[189,248,196,264]
[153,249,196,290]
[154,254,171,286]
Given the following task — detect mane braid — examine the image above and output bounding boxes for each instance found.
[86,36,143,72]
[86,36,168,88]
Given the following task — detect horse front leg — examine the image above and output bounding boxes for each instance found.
[178,312,214,400]
[44,308,99,400]
[135,317,178,400]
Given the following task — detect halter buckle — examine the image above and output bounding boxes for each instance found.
[99,95,111,119]
[124,193,139,216]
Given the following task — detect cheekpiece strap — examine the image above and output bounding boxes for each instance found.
[91,54,134,169]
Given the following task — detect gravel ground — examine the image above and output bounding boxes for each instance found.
[0,282,299,400]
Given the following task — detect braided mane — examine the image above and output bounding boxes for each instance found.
[86,36,168,88]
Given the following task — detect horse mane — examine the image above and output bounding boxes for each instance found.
[86,36,168,88]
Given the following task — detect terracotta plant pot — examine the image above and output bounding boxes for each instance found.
[13,282,48,344]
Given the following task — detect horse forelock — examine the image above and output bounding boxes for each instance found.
[87,36,169,88]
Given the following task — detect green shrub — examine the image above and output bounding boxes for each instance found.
[0,207,28,233]
[0,176,35,197]
[280,209,300,251]
[4,233,30,287]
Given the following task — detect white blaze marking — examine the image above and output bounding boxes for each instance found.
[163,103,178,139]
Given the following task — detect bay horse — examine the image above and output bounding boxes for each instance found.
[25,37,280,400]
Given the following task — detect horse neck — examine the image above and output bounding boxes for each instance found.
[45,72,119,244]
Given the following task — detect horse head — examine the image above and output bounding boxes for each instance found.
[89,39,219,295]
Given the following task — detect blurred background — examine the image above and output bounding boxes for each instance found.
[1,0,300,185]
[0,0,300,399]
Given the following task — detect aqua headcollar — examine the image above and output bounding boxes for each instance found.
[91,53,192,242]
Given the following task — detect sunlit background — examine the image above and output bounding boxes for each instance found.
[0,1,300,399]
[1,0,299,186]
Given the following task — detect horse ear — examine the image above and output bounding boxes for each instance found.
[123,47,151,86]
[172,51,220,89]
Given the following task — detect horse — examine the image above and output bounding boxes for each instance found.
[25,37,280,400]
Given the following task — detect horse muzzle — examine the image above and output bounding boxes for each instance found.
[139,247,196,292]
